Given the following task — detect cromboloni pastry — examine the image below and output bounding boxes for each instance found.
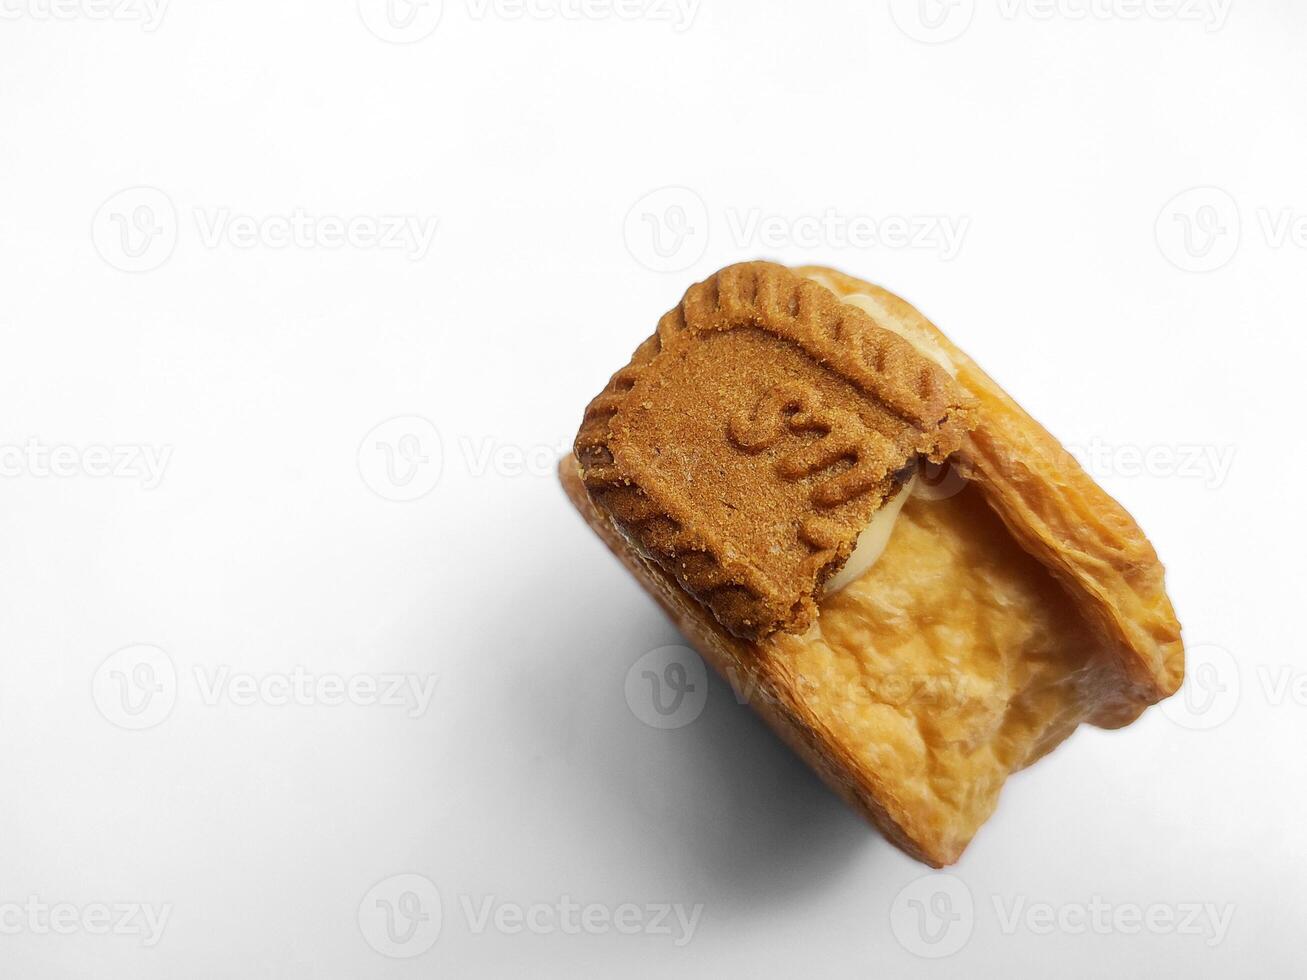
[561,261,1184,866]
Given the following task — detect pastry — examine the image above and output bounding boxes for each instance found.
[562,261,1184,866]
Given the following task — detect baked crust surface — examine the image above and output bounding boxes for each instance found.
[563,263,1184,866]
[800,266,1184,706]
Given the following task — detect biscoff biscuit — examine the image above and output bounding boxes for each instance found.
[574,262,971,641]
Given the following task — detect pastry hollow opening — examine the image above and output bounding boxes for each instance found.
[774,478,1122,858]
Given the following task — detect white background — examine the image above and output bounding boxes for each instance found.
[1,0,1304,976]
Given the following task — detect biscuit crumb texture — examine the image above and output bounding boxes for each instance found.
[575,262,972,641]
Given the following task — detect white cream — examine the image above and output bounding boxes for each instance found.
[823,474,917,594]
[804,276,953,594]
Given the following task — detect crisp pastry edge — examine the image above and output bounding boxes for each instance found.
[796,265,1185,714]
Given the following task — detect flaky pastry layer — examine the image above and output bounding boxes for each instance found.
[800,266,1184,707]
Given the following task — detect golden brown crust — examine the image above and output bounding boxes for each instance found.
[798,266,1184,707]
[575,262,972,642]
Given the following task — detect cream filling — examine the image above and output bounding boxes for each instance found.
[824,474,918,595]
[807,274,955,595]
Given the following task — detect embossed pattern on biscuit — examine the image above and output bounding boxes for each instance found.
[575,262,972,641]
[727,381,899,509]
